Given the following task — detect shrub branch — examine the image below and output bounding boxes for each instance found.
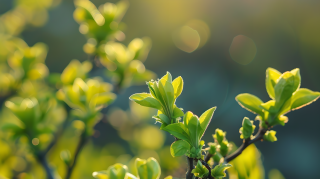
[224,127,267,163]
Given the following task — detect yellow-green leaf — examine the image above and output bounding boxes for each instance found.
[170,140,190,157]
[236,93,264,116]
[266,68,282,99]
[198,107,216,138]
[129,93,162,110]
[172,76,183,99]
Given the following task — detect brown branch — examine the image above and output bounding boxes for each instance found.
[224,127,267,163]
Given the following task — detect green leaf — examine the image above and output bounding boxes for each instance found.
[274,72,297,109]
[290,68,301,93]
[265,68,282,99]
[291,88,320,110]
[109,164,128,179]
[213,152,223,163]
[213,128,226,144]
[219,140,229,156]
[1,123,24,132]
[92,163,128,179]
[236,93,264,116]
[159,72,173,86]
[211,163,232,179]
[172,76,183,99]
[158,80,173,114]
[207,142,217,155]
[135,157,161,179]
[172,105,184,118]
[129,93,162,110]
[264,130,277,142]
[191,161,209,178]
[163,123,191,144]
[281,88,320,115]
[260,100,276,113]
[90,92,116,110]
[153,114,170,125]
[170,140,190,157]
[199,107,216,138]
[183,112,201,147]
[240,117,255,139]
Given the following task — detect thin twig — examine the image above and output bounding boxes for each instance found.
[65,131,89,179]
[224,127,267,163]
[37,153,55,179]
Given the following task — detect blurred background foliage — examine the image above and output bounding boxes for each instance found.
[0,0,320,178]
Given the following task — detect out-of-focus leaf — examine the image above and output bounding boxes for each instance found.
[135,157,161,179]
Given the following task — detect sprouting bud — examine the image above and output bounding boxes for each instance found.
[239,117,256,139]
[213,128,226,144]
[207,142,217,155]
[264,130,277,142]
[211,163,232,179]
[135,157,161,179]
[191,160,209,178]
[219,140,230,157]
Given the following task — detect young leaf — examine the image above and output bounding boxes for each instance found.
[183,112,201,147]
[236,93,264,116]
[290,88,320,111]
[191,161,209,178]
[172,105,184,118]
[170,140,190,157]
[264,130,277,142]
[198,107,216,138]
[211,163,232,179]
[219,140,230,157]
[274,72,296,109]
[135,157,161,179]
[260,100,276,113]
[172,76,183,99]
[240,117,255,139]
[290,68,301,93]
[266,68,282,99]
[109,164,128,179]
[163,123,191,144]
[129,93,162,110]
[213,129,226,144]
[93,163,128,179]
[153,114,171,125]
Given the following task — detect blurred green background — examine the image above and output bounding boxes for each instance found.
[1,0,320,178]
